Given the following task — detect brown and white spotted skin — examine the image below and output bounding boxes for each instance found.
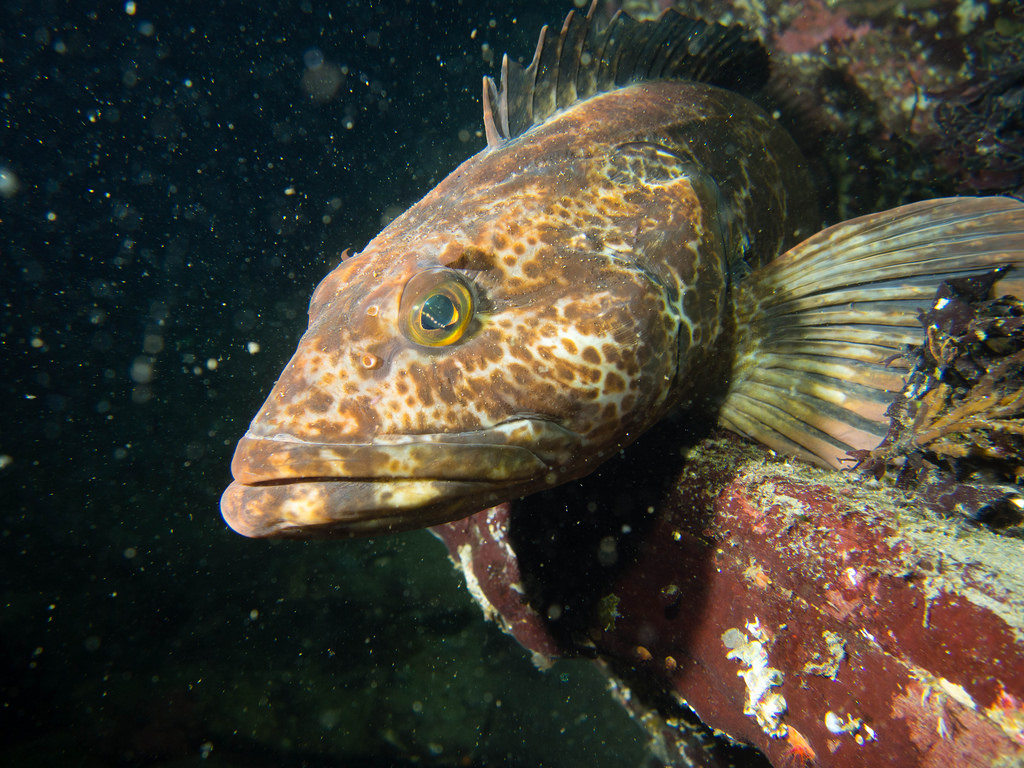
[221,81,818,537]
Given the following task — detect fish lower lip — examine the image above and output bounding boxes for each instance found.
[220,477,510,538]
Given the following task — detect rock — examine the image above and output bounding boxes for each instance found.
[432,431,1024,767]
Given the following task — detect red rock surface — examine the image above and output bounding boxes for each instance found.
[431,503,561,663]
[432,432,1024,767]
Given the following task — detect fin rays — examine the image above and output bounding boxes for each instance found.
[481,0,768,148]
[721,197,1024,468]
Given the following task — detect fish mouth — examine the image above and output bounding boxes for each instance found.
[220,418,581,538]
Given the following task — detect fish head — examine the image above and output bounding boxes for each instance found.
[221,191,686,538]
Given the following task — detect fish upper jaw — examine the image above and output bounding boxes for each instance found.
[219,417,582,538]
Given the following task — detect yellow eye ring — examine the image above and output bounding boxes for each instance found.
[399,268,475,347]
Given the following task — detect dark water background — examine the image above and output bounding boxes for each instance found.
[1,1,650,765]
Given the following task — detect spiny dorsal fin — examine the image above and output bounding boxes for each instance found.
[481,0,770,149]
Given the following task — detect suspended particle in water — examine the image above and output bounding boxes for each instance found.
[0,166,20,198]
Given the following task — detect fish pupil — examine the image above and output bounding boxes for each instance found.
[420,293,458,330]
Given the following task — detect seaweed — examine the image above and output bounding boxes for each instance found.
[855,270,1024,532]
[931,63,1024,199]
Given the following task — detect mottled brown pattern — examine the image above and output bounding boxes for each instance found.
[221,81,818,537]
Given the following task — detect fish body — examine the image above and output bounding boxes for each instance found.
[221,5,1024,538]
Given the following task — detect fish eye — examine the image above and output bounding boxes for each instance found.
[399,268,475,347]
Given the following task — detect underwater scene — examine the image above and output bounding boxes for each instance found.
[3,1,1023,766]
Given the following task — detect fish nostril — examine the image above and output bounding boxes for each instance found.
[361,353,381,369]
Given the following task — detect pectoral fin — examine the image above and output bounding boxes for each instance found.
[721,196,1024,468]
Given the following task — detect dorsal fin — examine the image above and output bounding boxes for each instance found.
[481,0,770,148]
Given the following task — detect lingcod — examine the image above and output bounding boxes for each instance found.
[221,1,1024,538]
